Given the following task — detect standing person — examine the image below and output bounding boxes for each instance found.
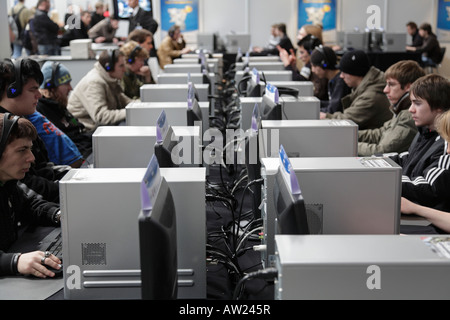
[406,23,442,65]
[320,50,392,130]
[9,0,34,59]
[67,50,132,131]
[406,21,423,48]
[389,74,450,213]
[157,25,191,69]
[120,41,152,99]
[90,1,105,28]
[33,0,61,56]
[358,60,425,156]
[37,61,93,160]
[0,114,62,278]
[310,45,351,114]
[0,58,67,203]
[127,0,158,58]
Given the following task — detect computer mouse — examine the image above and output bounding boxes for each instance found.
[47,262,63,278]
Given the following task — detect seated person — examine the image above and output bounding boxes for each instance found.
[157,25,191,69]
[406,23,442,66]
[400,110,450,234]
[254,23,294,56]
[406,21,423,48]
[252,24,281,55]
[88,16,123,44]
[279,34,328,101]
[120,40,152,99]
[0,114,61,278]
[67,49,133,131]
[37,61,93,160]
[358,60,425,156]
[0,58,67,203]
[60,10,92,47]
[25,111,83,168]
[389,74,450,213]
[310,45,351,114]
[320,50,392,130]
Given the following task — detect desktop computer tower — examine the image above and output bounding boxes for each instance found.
[125,101,210,132]
[275,234,450,299]
[92,126,201,168]
[260,157,402,267]
[259,119,358,158]
[140,84,210,103]
[239,96,320,131]
[59,167,206,300]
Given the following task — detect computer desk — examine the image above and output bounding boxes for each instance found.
[0,226,63,300]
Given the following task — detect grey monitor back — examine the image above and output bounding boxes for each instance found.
[383,32,408,52]
[226,33,251,53]
[344,32,368,50]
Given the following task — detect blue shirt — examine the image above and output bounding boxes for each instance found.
[26,111,83,166]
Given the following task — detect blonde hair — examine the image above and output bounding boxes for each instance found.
[301,24,323,42]
[120,40,150,62]
[437,110,450,142]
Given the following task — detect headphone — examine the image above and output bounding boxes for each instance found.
[168,25,178,38]
[0,113,20,159]
[7,59,23,99]
[44,62,61,90]
[128,45,142,64]
[315,45,330,69]
[104,49,116,72]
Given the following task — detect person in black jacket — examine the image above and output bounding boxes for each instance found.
[33,0,61,55]
[310,45,351,114]
[0,58,69,203]
[127,0,158,57]
[406,23,442,65]
[0,114,61,277]
[389,74,450,214]
[60,10,92,47]
[37,61,93,159]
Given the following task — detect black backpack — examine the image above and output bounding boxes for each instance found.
[11,6,26,41]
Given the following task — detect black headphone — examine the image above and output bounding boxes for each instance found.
[168,25,178,38]
[0,113,20,158]
[7,59,23,99]
[44,62,61,90]
[315,45,329,69]
[104,49,116,72]
[128,46,142,64]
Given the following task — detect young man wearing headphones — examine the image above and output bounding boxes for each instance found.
[67,49,132,131]
[0,113,62,278]
[310,45,351,114]
[120,40,152,99]
[157,24,191,69]
[0,58,66,203]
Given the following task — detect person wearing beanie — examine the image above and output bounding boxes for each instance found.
[310,45,351,114]
[37,61,93,160]
[25,61,84,168]
[358,60,425,156]
[320,50,392,130]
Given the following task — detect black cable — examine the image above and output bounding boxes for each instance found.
[232,267,278,300]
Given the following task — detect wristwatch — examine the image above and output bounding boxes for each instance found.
[54,210,61,224]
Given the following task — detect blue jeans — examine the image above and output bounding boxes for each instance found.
[38,44,61,56]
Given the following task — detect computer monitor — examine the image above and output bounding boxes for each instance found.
[154,126,179,168]
[226,33,251,54]
[383,32,407,52]
[187,98,203,127]
[138,176,177,300]
[273,167,309,235]
[261,95,281,121]
[344,32,368,50]
[115,0,152,19]
[245,69,264,98]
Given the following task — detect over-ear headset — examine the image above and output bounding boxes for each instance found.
[168,25,178,38]
[128,46,142,64]
[0,113,20,158]
[7,59,23,99]
[44,62,61,90]
[104,49,116,72]
[315,45,329,69]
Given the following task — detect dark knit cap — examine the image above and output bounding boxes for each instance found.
[339,50,371,76]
